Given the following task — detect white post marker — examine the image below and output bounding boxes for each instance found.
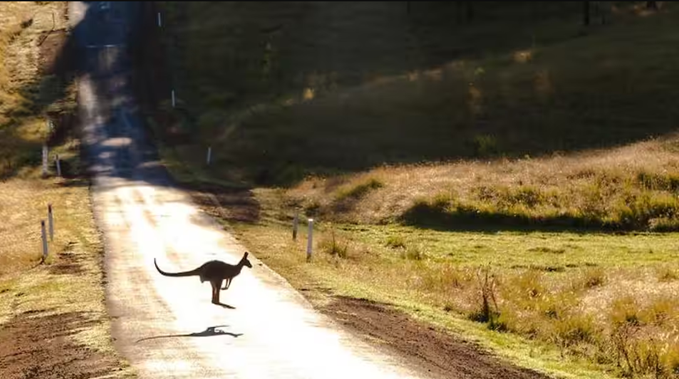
[306,218,314,261]
[206,146,212,165]
[48,204,54,242]
[292,212,299,240]
[171,90,175,108]
[42,145,48,177]
[55,154,62,177]
[157,12,162,27]
[41,220,48,262]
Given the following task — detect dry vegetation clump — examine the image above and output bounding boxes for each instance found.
[288,138,679,232]
[448,266,679,378]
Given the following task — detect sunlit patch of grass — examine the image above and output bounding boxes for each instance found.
[607,293,679,378]
[0,2,132,375]
[656,265,679,282]
[401,244,426,261]
[226,218,679,379]
[335,178,384,201]
[231,220,637,378]
[580,267,607,289]
[385,234,406,250]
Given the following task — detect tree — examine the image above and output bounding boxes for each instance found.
[646,1,658,10]
[583,1,590,26]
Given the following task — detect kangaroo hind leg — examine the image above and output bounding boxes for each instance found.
[212,279,224,304]
[210,281,219,304]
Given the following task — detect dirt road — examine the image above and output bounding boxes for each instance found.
[71,2,430,378]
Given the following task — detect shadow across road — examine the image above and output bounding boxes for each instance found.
[136,325,243,344]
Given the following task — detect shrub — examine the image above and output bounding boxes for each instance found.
[401,244,426,261]
[468,266,501,330]
[514,269,544,300]
[385,235,406,249]
[421,264,471,293]
[318,229,350,259]
[551,313,599,354]
[581,267,606,289]
[471,134,499,157]
[336,178,384,201]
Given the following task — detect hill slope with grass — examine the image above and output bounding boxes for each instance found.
[0,2,131,377]
[142,2,679,378]
[151,1,676,182]
[147,1,679,232]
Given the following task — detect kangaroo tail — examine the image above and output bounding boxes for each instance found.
[154,258,201,277]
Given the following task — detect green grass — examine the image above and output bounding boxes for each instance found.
[231,219,679,379]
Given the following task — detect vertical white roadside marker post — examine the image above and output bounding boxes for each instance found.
[157,12,162,27]
[48,204,54,242]
[55,154,62,177]
[306,218,314,261]
[171,90,176,108]
[206,146,212,165]
[42,145,48,178]
[292,212,299,241]
[41,220,48,262]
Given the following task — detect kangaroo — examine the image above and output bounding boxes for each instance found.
[154,252,253,306]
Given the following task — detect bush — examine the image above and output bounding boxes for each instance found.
[581,267,606,289]
[385,235,406,249]
[551,313,599,353]
[401,244,426,261]
[319,229,350,259]
[336,178,384,201]
[468,266,501,330]
[471,134,500,157]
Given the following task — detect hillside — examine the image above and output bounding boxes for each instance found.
[142,2,679,378]
[0,2,131,377]
[150,1,677,186]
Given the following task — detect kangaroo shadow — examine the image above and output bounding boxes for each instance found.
[136,325,243,343]
[214,302,236,309]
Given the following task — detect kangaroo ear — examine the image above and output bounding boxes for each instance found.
[243,252,249,258]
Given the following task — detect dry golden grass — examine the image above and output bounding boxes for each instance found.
[0,1,75,178]
[0,2,132,375]
[233,220,679,379]
[286,136,679,231]
[0,179,85,275]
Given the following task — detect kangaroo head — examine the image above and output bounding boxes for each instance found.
[241,252,253,269]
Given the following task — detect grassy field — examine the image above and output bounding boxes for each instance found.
[146,1,679,378]
[0,2,132,377]
[230,215,679,379]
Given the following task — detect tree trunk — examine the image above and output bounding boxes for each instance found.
[647,1,658,10]
[583,1,590,26]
